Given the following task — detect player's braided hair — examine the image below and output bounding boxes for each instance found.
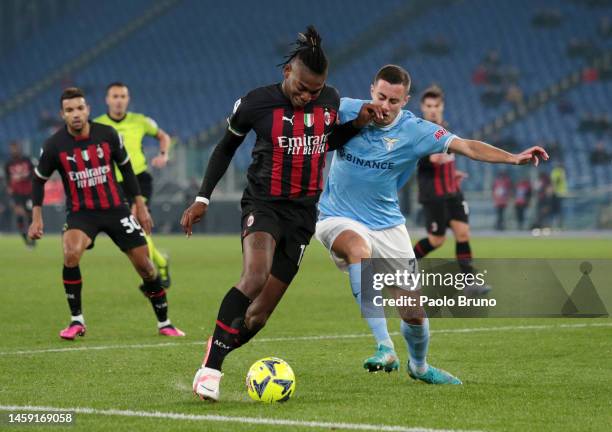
[280,25,328,75]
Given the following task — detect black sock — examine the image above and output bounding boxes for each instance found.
[456,241,474,273]
[414,238,436,259]
[63,265,82,316]
[140,276,168,323]
[205,287,252,371]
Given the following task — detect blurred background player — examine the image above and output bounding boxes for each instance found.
[94,82,172,288]
[29,87,184,340]
[181,26,381,401]
[315,65,547,380]
[412,86,489,294]
[4,141,35,248]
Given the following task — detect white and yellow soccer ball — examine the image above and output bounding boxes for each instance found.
[246,357,296,403]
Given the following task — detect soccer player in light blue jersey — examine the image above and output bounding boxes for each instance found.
[316,65,548,384]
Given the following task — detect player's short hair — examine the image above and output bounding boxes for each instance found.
[420,85,445,103]
[280,25,328,75]
[106,81,128,93]
[60,87,86,108]
[373,65,411,91]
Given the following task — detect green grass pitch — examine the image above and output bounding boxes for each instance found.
[0,234,610,431]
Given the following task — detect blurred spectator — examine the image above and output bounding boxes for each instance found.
[532,172,553,229]
[566,38,599,59]
[532,8,562,27]
[579,112,610,133]
[550,164,568,228]
[545,140,563,159]
[419,36,451,55]
[582,67,599,82]
[481,85,505,107]
[514,177,532,230]
[472,65,488,85]
[482,50,501,67]
[557,97,575,115]
[492,170,513,230]
[506,84,524,106]
[590,141,611,165]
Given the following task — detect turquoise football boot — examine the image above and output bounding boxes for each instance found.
[408,363,462,384]
[363,344,400,373]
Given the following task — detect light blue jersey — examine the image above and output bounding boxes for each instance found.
[318,98,457,230]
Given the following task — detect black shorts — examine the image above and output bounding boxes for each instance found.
[121,171,153,207]
[63,207,147,251]
[422,195,469,236]
[240,198,316,285]
[11,194,32,211]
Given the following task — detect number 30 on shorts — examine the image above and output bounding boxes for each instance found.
[120,215,145,236]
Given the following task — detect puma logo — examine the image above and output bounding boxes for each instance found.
[66,156,76,163]
[282,115,294,125]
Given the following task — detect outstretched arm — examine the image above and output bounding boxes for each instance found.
[449,138,549,166]
[151,128,172,168]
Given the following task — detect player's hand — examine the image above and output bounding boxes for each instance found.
[134,199,153,235]
[151,153,168,168]
[28,219,44,240]
[180,202,208,238]
[513,146,549,166]
[352,103,384,128]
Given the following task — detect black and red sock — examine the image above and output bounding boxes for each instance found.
[456,241,474,274]
[204,287,252,371]
[414,238,436,259]
[63,265,82,316]
[140,276,168,323]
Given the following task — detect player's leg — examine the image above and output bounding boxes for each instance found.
[59,228,92,340]
[104,206,183,336]
[193,231,276,401]
[376,225,460,384]
[124,244,184,336]
[413,201,447,258]
[138,172,170,288]
[317,218,397,372]
[12,202,29,246]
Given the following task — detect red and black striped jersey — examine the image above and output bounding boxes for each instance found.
[417,152,460,202]
[4,156,33,196]
[35,123,128,212]
[228,83,339,206]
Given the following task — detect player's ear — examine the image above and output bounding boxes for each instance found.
[283,63,292,80]
[402,94,410,108]
[370,83,375,99]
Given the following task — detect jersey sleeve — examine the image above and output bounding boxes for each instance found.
[338,98,365,124]
[109,129,130,166]
[142,115,159,137]
[226,92,255,136]
[34,140,58,180]
[413,119,457,159]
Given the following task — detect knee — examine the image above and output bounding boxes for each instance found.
[137,260,157,280]
[63,246,82,267]
[238,271,269,296]
[403,317,425,326]
[455,229,470,242]
[428,235,445,248]
[345,243,371,263]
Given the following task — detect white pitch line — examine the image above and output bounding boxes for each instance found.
[0,322,610,357]
[0,404,481,432]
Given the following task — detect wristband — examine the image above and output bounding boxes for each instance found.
[195,196,210,205]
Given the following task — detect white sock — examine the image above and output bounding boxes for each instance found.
[71,314,84,325]
[157,319,171,329]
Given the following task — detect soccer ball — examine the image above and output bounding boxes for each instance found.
[246,357,296,403]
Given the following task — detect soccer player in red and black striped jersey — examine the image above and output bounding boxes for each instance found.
[182,26,382,401]
[4,141,35,248]
[413,86,488,294]
[28,87,184,340]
